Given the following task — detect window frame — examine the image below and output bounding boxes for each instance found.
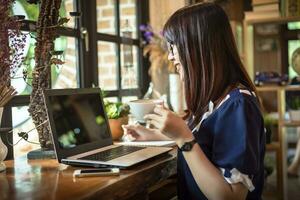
[81,0,149,100]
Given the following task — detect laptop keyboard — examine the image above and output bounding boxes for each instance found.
[81,146,145,162]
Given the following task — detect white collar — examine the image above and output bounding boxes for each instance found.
[192,94,230,133]
[191,88,255,133]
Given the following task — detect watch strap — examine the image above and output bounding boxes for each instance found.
[179,138,197,151]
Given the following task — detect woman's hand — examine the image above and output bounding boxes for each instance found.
[144,105,194,145]
[122,124,170,141]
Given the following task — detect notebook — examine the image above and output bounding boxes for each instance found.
[43,88,172,168]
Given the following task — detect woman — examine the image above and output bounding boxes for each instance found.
[123,3,265,200]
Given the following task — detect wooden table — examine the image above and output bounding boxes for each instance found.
[0,150,177,200]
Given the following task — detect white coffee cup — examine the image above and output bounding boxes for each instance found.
[128,99,163,123]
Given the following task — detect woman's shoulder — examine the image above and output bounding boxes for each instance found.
[205,88,263,125]
[192,88,262,131]
[204,88,263,130]
[218,88,260,111]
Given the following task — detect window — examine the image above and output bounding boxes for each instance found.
[52,36,79,89]
[7,0,80,157]
[11,106,39,158]
[97,0,117,35]
[2,0,149,158]
[98,41,118,90]
[96,0,143,99]
[288,22,300,30]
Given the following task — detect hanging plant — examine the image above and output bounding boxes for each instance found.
[28,0,63,150]
[0,0,26,104]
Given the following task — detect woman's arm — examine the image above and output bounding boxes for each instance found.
[178,132,248,200]
[145,107,249,200]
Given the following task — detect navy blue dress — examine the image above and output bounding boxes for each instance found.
[177,88,266,200]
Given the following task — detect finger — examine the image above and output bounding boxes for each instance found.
[122,125,130,132]
[126,131,140,138]
[122,132,137,141]
[122,124,133,129]
[122,124,140,130]
[153,105,166,115]
[144,114,162,122]
[122,126,140,138]
[123,124,149,134]
[148,119,162,130]
[153,99,164,106]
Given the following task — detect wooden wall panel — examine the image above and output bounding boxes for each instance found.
[149,0,186,31]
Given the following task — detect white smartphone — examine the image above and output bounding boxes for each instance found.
[73,168,120,178]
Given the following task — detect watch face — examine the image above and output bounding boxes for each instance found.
[180,141,196,151]
[181,140,196,151]
[182,143,192,151]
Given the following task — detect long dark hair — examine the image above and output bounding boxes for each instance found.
[163,3,257,127]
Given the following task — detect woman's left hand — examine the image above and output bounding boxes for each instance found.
[144,105,194,144]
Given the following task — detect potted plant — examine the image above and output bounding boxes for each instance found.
[263,113,278,144]
[289,96,300,121]
[104,101,130,140]
[27,0,69,152]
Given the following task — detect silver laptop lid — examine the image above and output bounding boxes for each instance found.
[43,88,113,162]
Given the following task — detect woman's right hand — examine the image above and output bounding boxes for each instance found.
[122,124,170,141]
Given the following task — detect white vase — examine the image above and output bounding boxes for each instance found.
[0,107,8,172]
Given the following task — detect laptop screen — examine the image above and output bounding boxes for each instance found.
[49,92,110,149]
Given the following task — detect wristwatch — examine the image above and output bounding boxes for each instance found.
[179,139,197,151]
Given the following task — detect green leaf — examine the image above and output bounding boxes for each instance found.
[50,58,65,65]
[57,17,70,26]
[104,100,130,119]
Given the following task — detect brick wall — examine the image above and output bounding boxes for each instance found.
[53,0,138,90]
[53,0,77,89]
[97,0,138,90]
[53,37,77,89]
[64,0,75,28]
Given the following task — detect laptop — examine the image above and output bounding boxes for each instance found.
[43,88,172,168]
